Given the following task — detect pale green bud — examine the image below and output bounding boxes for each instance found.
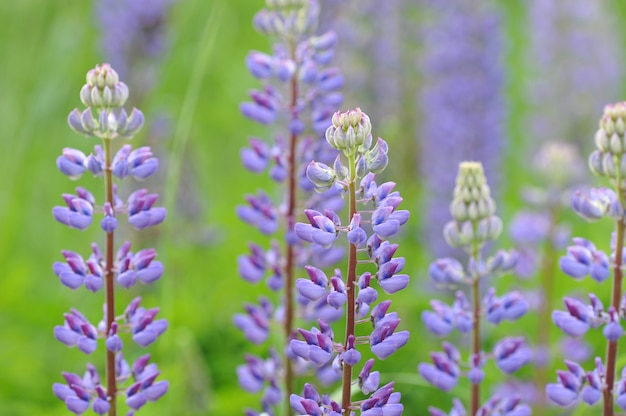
[450,161,496,223]
[595,129,609,152]
[603,152,616,177]
[80,64,128,109]
[443,221,473,248]
[327,108,372,154]
[610,132,623,154]
[617,117,626,135]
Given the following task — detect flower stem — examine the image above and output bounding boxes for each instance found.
[604,164,626,416]
[342,154,358,415]
[604,215,623,416]
[470,224,481,416]
[534,205,561,416]
[283,38,299,416]
[103,138,117,416]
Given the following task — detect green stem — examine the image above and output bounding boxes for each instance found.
[341,154,358,415]
[534,204,561,416]
[103,138,117,416]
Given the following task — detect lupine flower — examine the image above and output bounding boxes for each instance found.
[419,162,529,414]
[549,102,626,413]
[291,108,408,415]
[419,1,506,257]
[52,64,167,414]
[235,1,347,413]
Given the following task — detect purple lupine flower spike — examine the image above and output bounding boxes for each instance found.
[292,108,407,414]
[236,6,347,408]
[53,64,167,414]
[419,162,529,414]
[550,102,626,412]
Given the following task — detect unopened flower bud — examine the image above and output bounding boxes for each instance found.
[306,161,335,192]
[588,150,605,177]
[81,64,128,109]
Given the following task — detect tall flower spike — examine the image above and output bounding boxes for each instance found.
[292,108,408,415]
[52,64,166,416]
[236,1,346,414]
[550,102,626,416]
[419,161,529,415]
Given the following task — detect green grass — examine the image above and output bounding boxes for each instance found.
[1,1,625,415]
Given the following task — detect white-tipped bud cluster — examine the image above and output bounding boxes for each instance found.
[253,0,319,38]
[449,162,496,223]
[445,162,501,249]
[322,108,389,181]
[80,64,129,109]
[533,141,585,187]
[326,108,372,154]
[589,102,626,179]
[68,64,143,140]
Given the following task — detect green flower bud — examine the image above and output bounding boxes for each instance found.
[327,108,372,155]
[80,64,128,109]
[595,129,610,152]
[443,221,472,248]
[603,152,616,178]
[610,132,623,154]
[449,162,496,224]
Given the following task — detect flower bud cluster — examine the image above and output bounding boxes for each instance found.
[253,0,319,39]
[52,64,167,414]
[443,162,502,250]
[67,64,144,140]
[589,102,626,179]
[419,161,530,413]
[306,108,388,193]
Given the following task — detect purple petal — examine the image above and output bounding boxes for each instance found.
[65,396,90,414]
[54,326,79,346]
[144,380,169,401]
[418,363,457,391]
[379,274,409,294]
[136,261,164,284]
[546,383,578,406]
[128,207,167,230]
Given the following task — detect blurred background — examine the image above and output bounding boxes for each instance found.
[2,0,626,415]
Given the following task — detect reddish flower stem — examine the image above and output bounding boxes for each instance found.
[283,39,299,415]
[103,138,117,416]
[604,216,625,416]
[342,156,358,415]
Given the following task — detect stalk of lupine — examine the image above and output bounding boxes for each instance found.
[53,64,167,416]
[289,108,409,415]
[508,141,585,414]
[418,0,506,258]
[547,103,626,415]
[236,1,345,414]
[419,162,531,416]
